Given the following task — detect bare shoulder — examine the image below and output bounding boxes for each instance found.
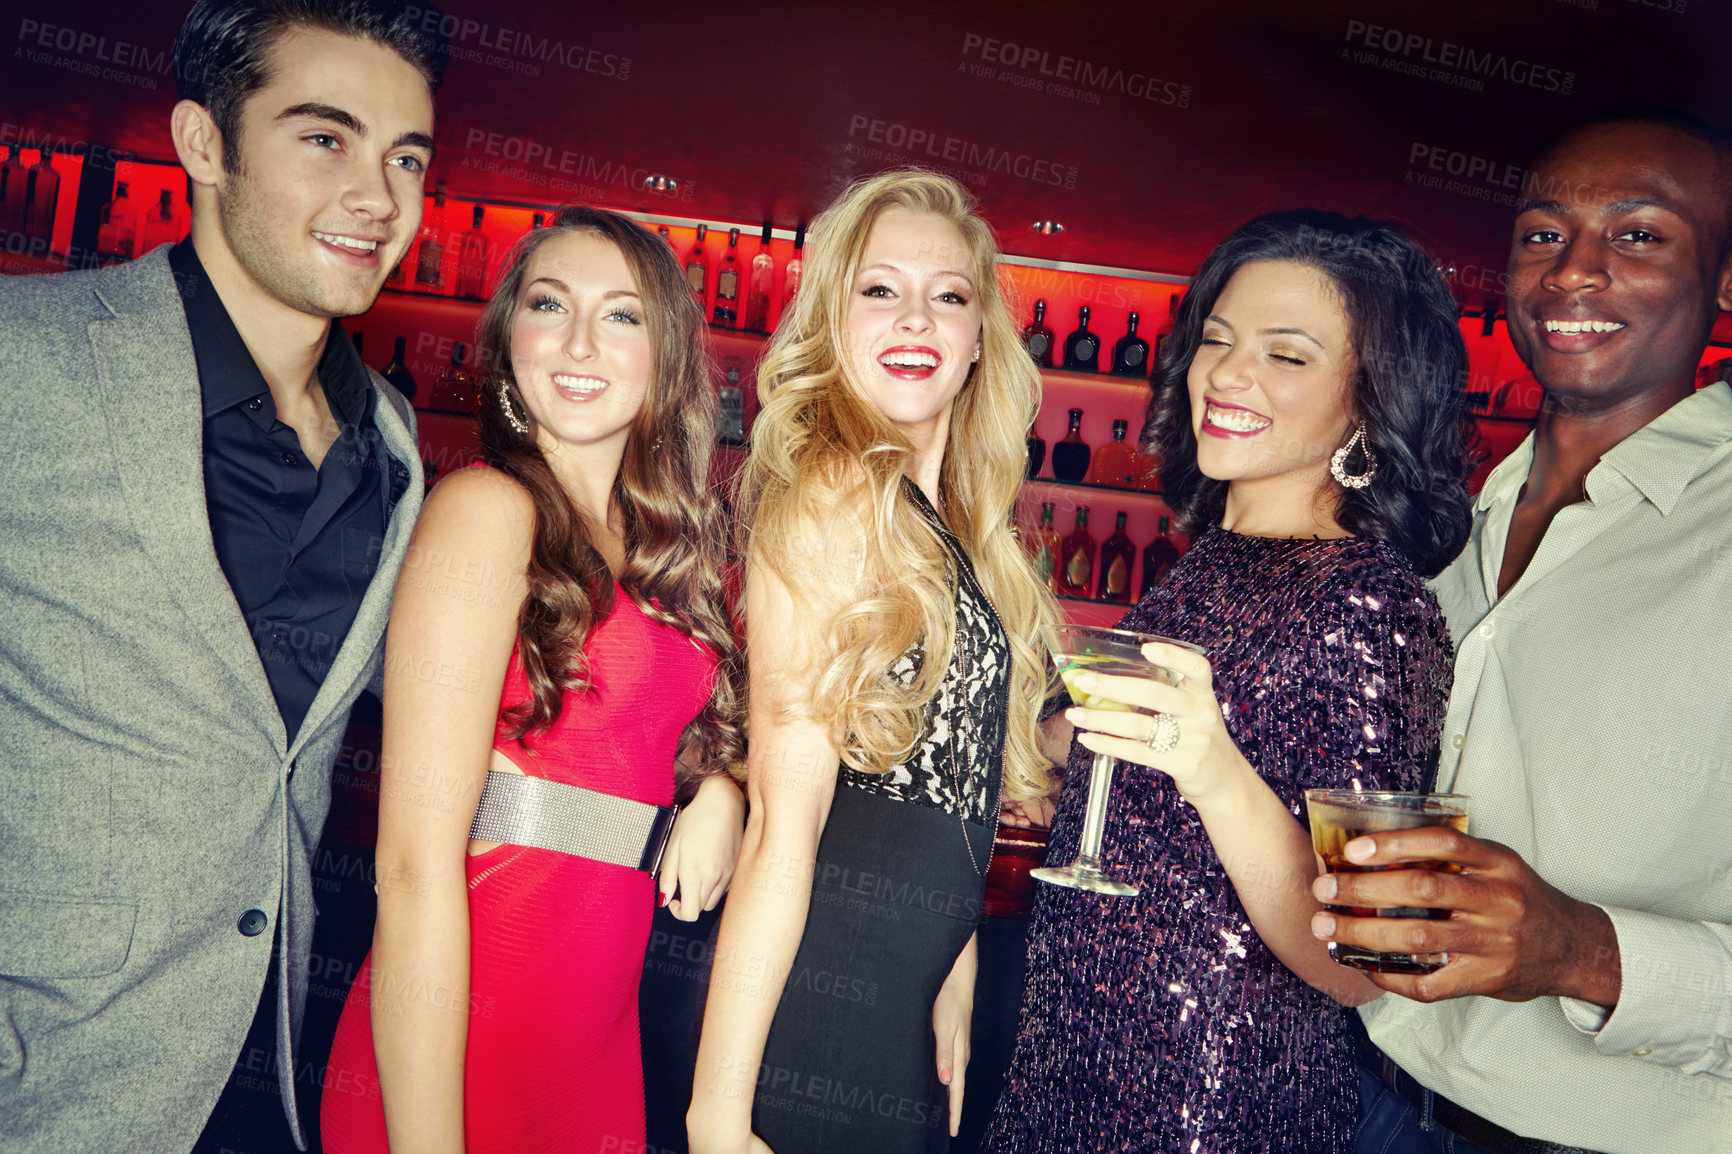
[414,465,536,564]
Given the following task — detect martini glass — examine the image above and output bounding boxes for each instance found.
[1031,623,1202,897]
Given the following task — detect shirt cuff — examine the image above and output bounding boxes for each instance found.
[1560,903,1732,1076]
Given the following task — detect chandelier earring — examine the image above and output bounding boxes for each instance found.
[1330,422,1376,489]
[498,380,529,435]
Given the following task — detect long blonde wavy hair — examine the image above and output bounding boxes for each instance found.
[738,170,1057,803]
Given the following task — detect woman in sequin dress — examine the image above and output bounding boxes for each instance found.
[983,211,1475,1154]
[687,172,1056,1154]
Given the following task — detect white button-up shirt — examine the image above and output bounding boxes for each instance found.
[1360,383,1732,1154]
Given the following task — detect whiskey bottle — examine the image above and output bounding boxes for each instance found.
[1049,408,1091,483]
[456,204,491,298]
[1028,501,1062,593]
[1140,515,1180,599]
[96,180,137,264]
[1062,305,1100,372]
[382,335,418,404]
[1089,419,1137,487]
[1021,299,1055,368]
[684,223,709,309]
[1111,311,1150,376]
[1057,506,1097,598]
[414,188,448,290]
[1097,511,1135,602]
[22,151,59,250]
[713,227,741,325]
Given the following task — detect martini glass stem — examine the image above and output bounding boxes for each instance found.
[1074,752,1117,871]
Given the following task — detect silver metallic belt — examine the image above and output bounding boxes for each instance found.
[467,771,680,875]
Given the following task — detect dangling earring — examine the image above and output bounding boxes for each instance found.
[1331,422,1376,489]
[498,381,529,435]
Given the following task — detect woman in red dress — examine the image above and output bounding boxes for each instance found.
[321,206,746,1154]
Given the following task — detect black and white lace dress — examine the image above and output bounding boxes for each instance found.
[840,481,1010,825]
[755,479,1012,1154]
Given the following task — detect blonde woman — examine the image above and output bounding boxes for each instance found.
[686,171,1054,1154]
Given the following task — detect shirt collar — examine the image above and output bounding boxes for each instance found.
[1591,382,1732,514]
[168,240,373,428]
[1473,431,1535,514]
[1471,382,1732,517]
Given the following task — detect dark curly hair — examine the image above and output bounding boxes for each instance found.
[1147,209,1473,578]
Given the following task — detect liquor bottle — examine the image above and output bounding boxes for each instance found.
[385,251,407,285]
[1090,419,1137,487]
[1140,515,1180,599]
[1021,299,1055,368]
[1025,432,1045,479]
[432,342,478,413]
[684,223,709,310]
[1062,305,1100,372]
[414,188,448,290]
[532,212,546,231]
[1111,311,1151,376]
[22,152,59,249]
[782,224,805,309]
[657,225,672,246]
[0,148,28,236]
[1096,512,1135,603]
[1057,506,1097,599]
[139,189,184,254]
[457,204,491,298]
[1153,293,1181,370]
[713,227,741,325]
[744,222,774,332]
[1027,501,1061,593]
[96,180,137,264]
[1050,408,1091,483]
[382,335,418,403]
[717,360,746,445]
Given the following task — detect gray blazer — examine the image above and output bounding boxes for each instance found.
[0,248,423,1152]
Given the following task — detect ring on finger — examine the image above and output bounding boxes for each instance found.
[1144,713,1180,753]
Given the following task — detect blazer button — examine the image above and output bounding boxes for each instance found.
[237,909,269,937]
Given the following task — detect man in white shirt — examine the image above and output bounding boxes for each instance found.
[1320,111,1732,1154]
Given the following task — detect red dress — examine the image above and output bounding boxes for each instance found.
[321,590,717,1153]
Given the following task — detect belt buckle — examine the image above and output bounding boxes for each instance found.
[642,804,681,876]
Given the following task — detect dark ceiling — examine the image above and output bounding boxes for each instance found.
[6,0,1730,310]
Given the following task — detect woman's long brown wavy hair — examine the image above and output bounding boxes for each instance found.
[738,170,1058,803]
[474,206,745,784]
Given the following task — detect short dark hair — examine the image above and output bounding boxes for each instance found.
[1532,107,1732,259]
[172,0,449,172]
[1147,209,1474,579]
[1536,106,1732,173]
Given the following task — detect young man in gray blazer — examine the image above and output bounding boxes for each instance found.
[0,3,448,1151]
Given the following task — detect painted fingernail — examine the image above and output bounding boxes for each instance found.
[939,1068,950,1083]
[1312,912,1336,937]
[657,891,668,908]
[1074,672,1096,688]
[1313,875,1337,901]
[1345,838,1375,863]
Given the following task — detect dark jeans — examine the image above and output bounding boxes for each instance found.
[1357,1064,1490,1154]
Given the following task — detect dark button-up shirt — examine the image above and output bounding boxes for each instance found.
[170,241,402,742]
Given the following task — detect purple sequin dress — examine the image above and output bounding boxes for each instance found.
[982,526,1452,1154]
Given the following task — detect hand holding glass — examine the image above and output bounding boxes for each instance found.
[1034,624,1203,897]
[1305,789,1470,974]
